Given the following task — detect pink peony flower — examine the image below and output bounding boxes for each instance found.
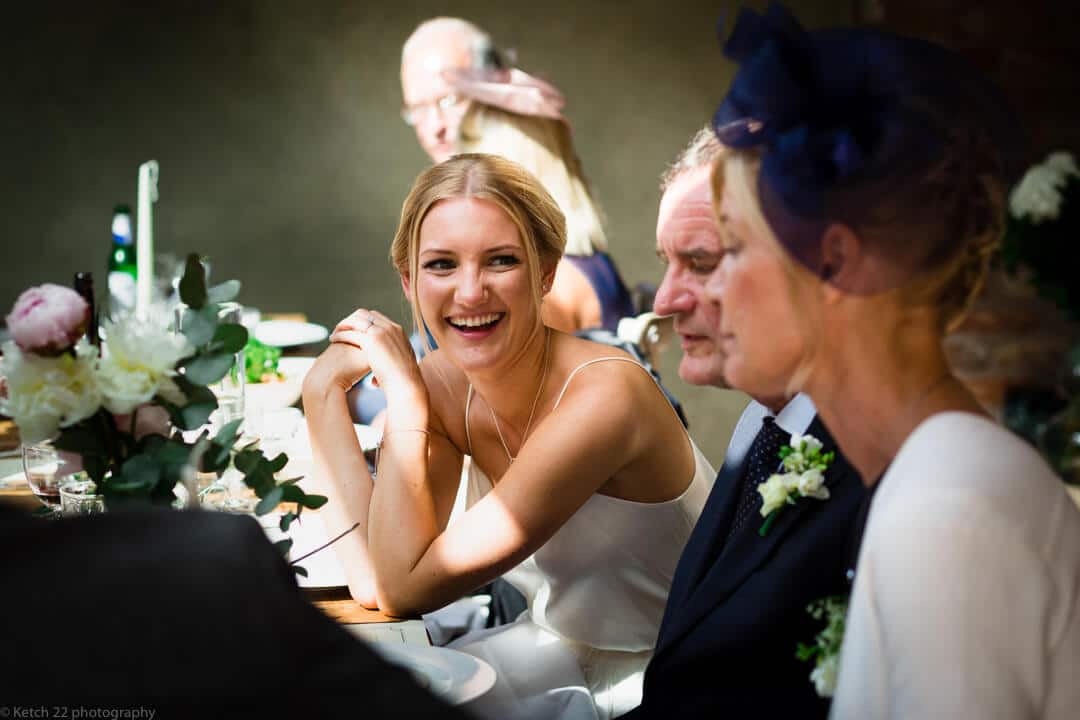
[5,284,89,356]
[113,403,171,441]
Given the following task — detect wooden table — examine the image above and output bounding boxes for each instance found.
[307,587,430,645]
[0,419,19,452]
[307,586,405,623]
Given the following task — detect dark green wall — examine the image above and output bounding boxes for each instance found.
[2,0,852,465]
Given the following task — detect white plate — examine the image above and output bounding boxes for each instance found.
[254,320,328,347]
[245,357,316,414]
[364,643,496,706]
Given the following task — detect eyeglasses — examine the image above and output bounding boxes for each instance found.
[401,93,466,127]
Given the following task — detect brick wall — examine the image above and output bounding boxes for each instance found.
[860,0,1080,416]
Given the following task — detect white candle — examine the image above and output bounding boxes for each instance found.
[135,160,159,317]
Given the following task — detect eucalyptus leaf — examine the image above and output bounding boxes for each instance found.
[300,494,328,510]
[234,449,262,474]
[118,455,163,491]
[148,438,193,466]
[213,418,243,449]
[182,353,236,385]
[244,467,276,496]
[179,254,208,309]
[176,401,217,431]
[273,538,293,556]
[281,484,305,503]
[180,306,217,347]
[267,453,288,473]
[255,486,284,515]
[279,512,296,532]
[291,565,309,578]
[173,374,217,405]
[211,323,248,354]
[201,437,234,474]
[207,280,242,304]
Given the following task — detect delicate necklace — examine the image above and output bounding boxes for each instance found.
[489,329,551,464]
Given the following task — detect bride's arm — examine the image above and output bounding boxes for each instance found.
[301,340,382,607]
[304,309,463,611]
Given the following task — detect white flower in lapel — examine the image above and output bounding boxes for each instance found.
[796,468,828,499]
[797,595,848,698]
[757,434,835,536]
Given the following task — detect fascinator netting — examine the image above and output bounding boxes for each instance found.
[711,2,1021,294]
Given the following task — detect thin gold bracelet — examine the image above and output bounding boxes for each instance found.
[373,428,430,476]
[382,428,430,438]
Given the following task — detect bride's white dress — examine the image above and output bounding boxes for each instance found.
[449,357,715,720]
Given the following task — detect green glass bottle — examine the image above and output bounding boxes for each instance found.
[107,204,137,318]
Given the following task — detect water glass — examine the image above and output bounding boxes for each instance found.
[210,301,246,435]
[173,301,247,436]
[247,407,302,458]
[22,441,61,513]
[59,476,106,516]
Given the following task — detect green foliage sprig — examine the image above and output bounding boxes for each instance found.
[51,253,325,571]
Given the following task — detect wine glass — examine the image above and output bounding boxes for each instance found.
[22,441,61,516]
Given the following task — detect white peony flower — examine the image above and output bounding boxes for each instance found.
[1009,151,1079,224]
[810,652,839,697]
[95,316,192,414]
[0,339,101,443]
[797,468,830,500]
[759,473,795,517]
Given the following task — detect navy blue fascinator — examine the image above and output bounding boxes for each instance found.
[712,3,1020,294]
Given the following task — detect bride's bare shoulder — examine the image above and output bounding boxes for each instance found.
[417,350,470,438]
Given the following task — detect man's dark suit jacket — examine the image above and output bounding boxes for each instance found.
[624,413,864,719]
[0,505,467,719]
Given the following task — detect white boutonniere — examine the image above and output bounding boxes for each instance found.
[757,433,834,536]
[796,595,848,698]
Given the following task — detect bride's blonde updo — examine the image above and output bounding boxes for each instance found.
[390,153,567,350]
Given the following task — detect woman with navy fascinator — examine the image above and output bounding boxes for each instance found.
[704,4,1080,717]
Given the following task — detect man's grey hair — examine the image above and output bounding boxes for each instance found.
[402,17,504,70]
[660,126,725,192]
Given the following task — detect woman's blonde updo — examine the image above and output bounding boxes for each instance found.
[390,153,567,350]
[715,121,1007,335]
[883,128,1006,331]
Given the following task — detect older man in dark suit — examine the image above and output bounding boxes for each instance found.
[622,129,865,718]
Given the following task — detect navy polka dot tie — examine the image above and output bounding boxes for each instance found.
[725,416,791,546]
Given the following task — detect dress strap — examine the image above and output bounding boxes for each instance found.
[465,384,476,456]
[552,357,653,410]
